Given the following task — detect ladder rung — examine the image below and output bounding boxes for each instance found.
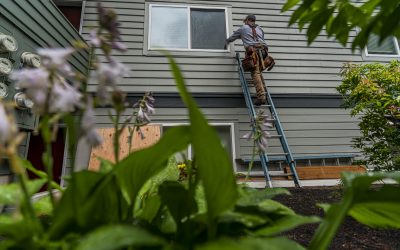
[257,104,272,108]
[269,173,294,177]
[266,153,289,156]
[269,135,282,138]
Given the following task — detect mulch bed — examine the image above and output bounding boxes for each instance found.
[273,187,400,250]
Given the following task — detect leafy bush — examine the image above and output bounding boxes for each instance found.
[338,61,400,171]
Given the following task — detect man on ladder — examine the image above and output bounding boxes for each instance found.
[225,14,274,106]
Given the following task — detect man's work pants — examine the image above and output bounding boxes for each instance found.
[251,63,266,102]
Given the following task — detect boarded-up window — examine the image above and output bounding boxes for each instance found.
[149,5,227,51]
[88,125,161,171]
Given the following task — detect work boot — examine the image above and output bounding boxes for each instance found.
[254,98,266,106]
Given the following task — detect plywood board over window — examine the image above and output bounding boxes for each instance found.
[88,125,161,171]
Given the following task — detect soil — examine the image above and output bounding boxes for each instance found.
[273,187,400,250]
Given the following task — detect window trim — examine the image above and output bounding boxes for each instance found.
[160,122,237,169]
[364,36,400,58]
[147,3,230,53]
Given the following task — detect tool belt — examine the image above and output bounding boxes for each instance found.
[241,45,275,72]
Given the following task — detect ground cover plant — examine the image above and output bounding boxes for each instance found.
[0,3,399,250]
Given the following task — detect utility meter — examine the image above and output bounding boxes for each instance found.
[0,33,18,52]
[0,82,8,99]
[14,92,34,109]
[21,52,41,68]
[0,58,13,75]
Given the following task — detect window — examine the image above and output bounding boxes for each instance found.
[148,5,228,51]
[366,34,400,56]
[162,124,235,164]
[54,1,84,32]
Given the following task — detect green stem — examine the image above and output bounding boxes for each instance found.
[10,154,43,235]
[113,110,121,164]
[309,191,353,250]
[43,126,55,208]
[128,126,135,153]
[246,140,257,182]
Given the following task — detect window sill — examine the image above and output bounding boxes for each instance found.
[143,49,236,58]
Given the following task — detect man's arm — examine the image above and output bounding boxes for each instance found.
[226,27,243,44]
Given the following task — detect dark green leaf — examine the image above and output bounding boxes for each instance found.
[256,214,320,236]
[20,159,62,190]
[282,0,301,12]
[237,188,290,207]
[166,55,238,230]
[218,211,269,228]
[196,237,305,250]
[306,8,334,44]
[76,225,163,250]
[158,181,198,225]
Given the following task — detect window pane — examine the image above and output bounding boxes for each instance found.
[191,9,226,50]
[367,35,397,55]
[215,126,233,162]
[150,6,188,49]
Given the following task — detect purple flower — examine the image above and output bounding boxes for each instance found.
[89,30,101,47]
[96,57,129,105]
[244,111,273,153]
[37,48,75,76]
[49,78,83,113]
[81,98,102,147]
[242,131,252,140]
[95,3,127,53]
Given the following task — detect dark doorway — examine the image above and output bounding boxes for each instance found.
[27,129,66,191]
[57,5,82,32]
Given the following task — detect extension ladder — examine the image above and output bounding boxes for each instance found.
[236,52,301,188]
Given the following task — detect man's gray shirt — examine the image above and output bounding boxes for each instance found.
[226,24,268,48]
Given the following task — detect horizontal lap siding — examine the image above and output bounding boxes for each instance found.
[0,1,89,74]
[78,0,363,164]
[72,107,360,169]
[82,0,363,94]
[238,108,361,158]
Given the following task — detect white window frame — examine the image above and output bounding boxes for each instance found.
[160,123,237,169]
[148,4,230,52]
[364,36,400,58]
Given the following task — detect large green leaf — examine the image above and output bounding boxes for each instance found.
[196,237,305,250]
[75,225,163,250]
[310,172,400,250]
[20,159,62,191]
[218,211,269,228]
[49,171,111,239]
[256,214,320,236]
[0,179,46,205]
[166,54,238,234]
[236,188,290,207]
[158,181,198,226]
[115,126,190,211]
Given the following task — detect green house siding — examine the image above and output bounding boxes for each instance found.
[81,0,363,94]
[0,0,88,175]
[75,0,362,170]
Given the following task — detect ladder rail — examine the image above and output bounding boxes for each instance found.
[236,53,272,187]
[265,90,301,187]
[236,53,301,188]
